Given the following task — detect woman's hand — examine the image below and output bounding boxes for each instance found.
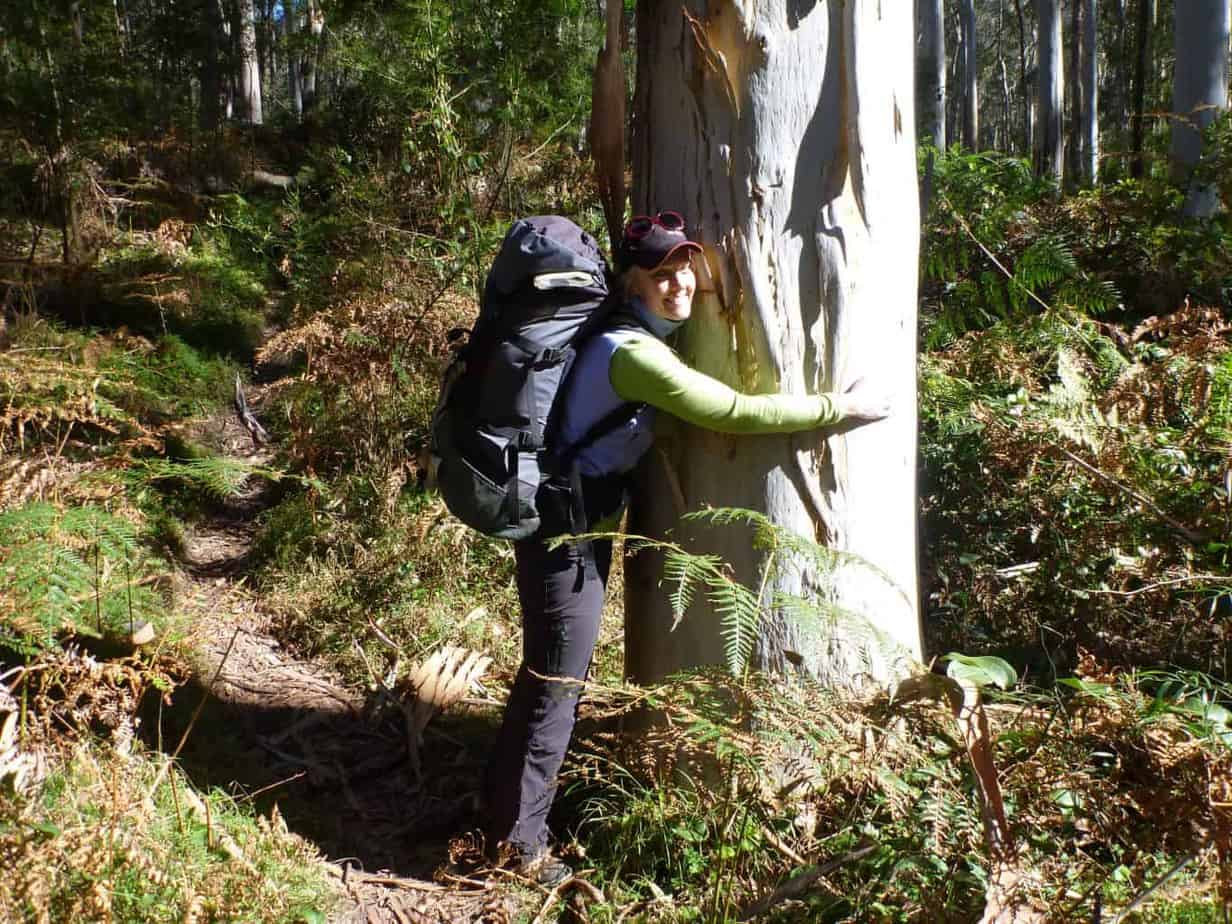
[835,378,891,424]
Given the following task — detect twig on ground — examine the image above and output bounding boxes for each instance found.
[738,843,877,920]
[146,627,240,797]
[1055,445,1207,544]
[329,868,449,892]
[234,373,269,447]
[761,827,807,867]
[530,877,570,924]
[1107,847,1206,924]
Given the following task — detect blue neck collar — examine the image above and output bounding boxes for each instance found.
[627,297,685,340]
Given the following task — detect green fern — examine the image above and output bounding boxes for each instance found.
[606,508,914,677]
[125,457,286,501]
[0,502,167,655]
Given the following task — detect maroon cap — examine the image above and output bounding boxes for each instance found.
[617,222,702,271]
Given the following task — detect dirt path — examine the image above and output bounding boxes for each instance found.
[164,390,529,924]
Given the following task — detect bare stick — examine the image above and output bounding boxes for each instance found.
[1055,445,1206,544]
[147,627,241,797]
[739,843,877,920]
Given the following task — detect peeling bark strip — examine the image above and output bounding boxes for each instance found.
[626,1,921,687]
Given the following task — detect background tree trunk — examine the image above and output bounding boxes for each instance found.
[626,0,922,687]
[1171,0,1229,217]
[283,0,302,121]
[1066,0,1081,185]
[1035,0,1063,180]
[1111,0,1127,147]
[200,0,226,131]
[237,0,263,124]
[300,0,323,113]
[1014,0,1032,154]
[918,0,947,151]
[1081,0,1098,184]
[960,0,979,150]
[1130,0,1154,179]
[590,0,626,250]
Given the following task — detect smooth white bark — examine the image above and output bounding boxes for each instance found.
[1081,0,1098,184]
[626,0,921,687]
[1171,0,1229,216]
[237,0,263,124]
[1035,0,1064,180]
[918,0,947,150]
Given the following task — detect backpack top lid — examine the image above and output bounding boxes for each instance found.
[483,216,609,310]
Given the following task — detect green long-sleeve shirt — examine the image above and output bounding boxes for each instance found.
[608,334,842,431]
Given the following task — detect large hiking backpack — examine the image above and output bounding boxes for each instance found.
[430,216,619,540]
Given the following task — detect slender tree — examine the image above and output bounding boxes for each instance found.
[300,0,323,112]
[626,1,922,686]
[200,0,227,131]
[1171,0,1229,217]
[236,0,263,124]
[1035,0,1064,180]
[283,0,302,120]
[1080,0,1098,184]
[1014,0,1032,154]
[1067,0,1081,184]
[959,0,979,149]
[1111,0,1128,141]
[1130,0,1154,178]
[918,0,947,150]
[590,0,626,250]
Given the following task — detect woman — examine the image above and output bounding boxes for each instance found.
[484,211,889,885]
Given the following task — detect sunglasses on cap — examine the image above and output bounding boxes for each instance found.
[623,210,687,240]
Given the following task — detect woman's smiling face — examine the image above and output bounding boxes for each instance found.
[626,253,697,322]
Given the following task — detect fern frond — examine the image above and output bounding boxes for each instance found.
[0,502,168,655]
[127,456,284,500]
[707,578,762,676]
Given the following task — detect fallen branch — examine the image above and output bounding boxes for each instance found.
[1055,445,1206,544]
[738,843,877,919]
[234,373,269,447]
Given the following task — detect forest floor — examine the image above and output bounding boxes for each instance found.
[158,388,539,923]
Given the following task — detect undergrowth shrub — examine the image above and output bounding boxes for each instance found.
[0,649,333,923]
[95,223,267,357]
[0,503,168,657]
[921,304,1232,675]
[564,659,1229,922]
[255,488,520,683]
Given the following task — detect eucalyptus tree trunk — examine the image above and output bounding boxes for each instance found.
[918,0,947,150]
[283,1,302,120]
[626,1,922,687]
[300,0,323,112]
[959,0,979,149]
[199,0,227,131]
[1171,0,1229,217]
[997,0,1012,153]
[1067,0,1081,185]
[1112,0,1127,143]
[1035,0,1064,180]
[1081,0,1099,184]
[1130,0,1154,179]
[1014,0,1032,153]
[236,0,262,124]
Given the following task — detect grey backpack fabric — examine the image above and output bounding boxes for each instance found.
[430,216,619,540]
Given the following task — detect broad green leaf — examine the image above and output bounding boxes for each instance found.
[943,652,1018,690]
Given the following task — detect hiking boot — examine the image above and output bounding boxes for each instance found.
[512,849,573,887]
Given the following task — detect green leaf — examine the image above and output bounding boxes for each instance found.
[942,653,1018,690]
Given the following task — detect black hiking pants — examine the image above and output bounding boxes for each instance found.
[484,533,612,856]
